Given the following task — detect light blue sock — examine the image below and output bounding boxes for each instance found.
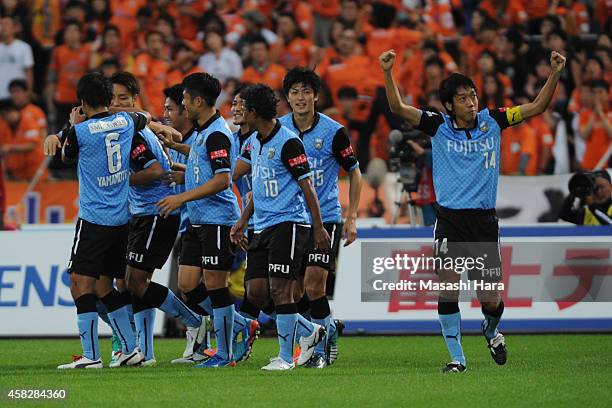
[160,290,202,328]
[276,313,297,364]
[77,311,99,360]
[233,312,247,338]
[134,308,156,360]
[108,305,137,354]
[126,303,136,335]
[96,301,111,327]
[439,312,465,366]
[198,297,213,316]
[313,316,331,355]
[483,313,501,339]
[296,313,315,339]
[213,305,235,361]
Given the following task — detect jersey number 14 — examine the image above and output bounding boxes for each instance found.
[483,151,496,169]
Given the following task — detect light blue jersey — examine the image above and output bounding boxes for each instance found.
[240,122,311,231]
[64,111,147,226]
[184,113,240,226]
[418,107,520,210]
[279,112,358,223]
[234,129,255,229]
[168,128,196,233]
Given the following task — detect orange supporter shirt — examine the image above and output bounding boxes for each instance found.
[479,0,528,27]
[110,0,146,50]
[241,64,286,90]
[312,0,339,19]
[31,0,62,48]
[580,109,612,170]
[522,0,549,20]
[134,53,170,119]
[501,122,538,175]
[324,55,375,122]
[423,0,456,37]
[166,66,204,87]
[275,37,313,70]
[0,117,45,181]
[20,104,47,136]
[366,27,423,85]
[51,44,91,104]
[173,1,206,41]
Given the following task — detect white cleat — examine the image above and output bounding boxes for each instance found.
[108,348,144,368]
[182,326,199,358]
[261,357,295,371]
[297,323,326,366]
[171,352,209,364]
[57,355,103,369]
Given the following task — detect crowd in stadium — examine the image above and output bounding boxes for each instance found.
[0,0,610,183]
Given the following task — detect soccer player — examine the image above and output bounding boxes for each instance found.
[279,68,362,368]
[379,49,566,373]
[108,71,205,367]
[231,83,331,371]
[159,84,215,364]
[45,73,148,369]
[156,73,257,368]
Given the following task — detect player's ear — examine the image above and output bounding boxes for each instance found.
[444,101,453,113]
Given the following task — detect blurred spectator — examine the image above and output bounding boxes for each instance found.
[90,25,131,71]
[240,36,286,90]
[134,30,169,119]
[459,15,497,75]
[312,0,339,47]
[481,74,512,110]
[57,0,97,44]
[0,99,44,181]
[160,0,205,42]
[478,0,528,28]
[100,58,121,78]
[166,41,203,87]
[198,29,243,85]
[8,79,47,140]
[578,80,612,171]
[128,6,154,55]
[272,12,315,69]
[233,9,277,63]
[501,119,539,175]
[45,20,90,131]
[110,0,147,50]
[474,50,513,98]
[89,0,112,36]
[0,15,33,99]
[156,12,179,53]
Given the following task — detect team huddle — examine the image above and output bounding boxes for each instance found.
[43,64,362,371]
[43,47,565,373]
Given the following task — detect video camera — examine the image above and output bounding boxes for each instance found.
[568,171,610,198]
[388,129,425,192]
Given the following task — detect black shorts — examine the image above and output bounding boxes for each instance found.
[433,205,501,282]
[245,222,310,280]
[127,214,180,272]
[302,222,342,273]
[180,223,236,271]
[68,218,129,279]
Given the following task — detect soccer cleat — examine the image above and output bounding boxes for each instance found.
[182,326,199,358]
[485,330,507,365]
[233,319,260,363]
[194,354,236,368]
[326,319,345,365]
[108,348,144,368]
[261,357,295,371]
[57,355,103,369]
[110,350,122,366]
[193,316,211,354]
[304,353,327,369]
[441,361,467,373]
[297,323,326,366]
[111,332,122,356]
[141,358,157,367]
[171,352,209,364]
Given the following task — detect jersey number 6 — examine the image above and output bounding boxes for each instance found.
[105,132,122,174]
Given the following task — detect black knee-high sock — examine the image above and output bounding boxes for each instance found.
[240,297,261,319]
[297,293,311,319]
[184,283,210,316]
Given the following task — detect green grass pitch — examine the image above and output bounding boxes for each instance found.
[1,335,611,407]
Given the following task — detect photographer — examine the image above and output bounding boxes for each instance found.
[559,170,612,225]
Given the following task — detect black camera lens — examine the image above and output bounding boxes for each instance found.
[568,173,594,197]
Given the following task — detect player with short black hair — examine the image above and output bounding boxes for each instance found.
[44,72,150,369]
[231,83,330,371]
[279,68,362,368]
[380,49,566,373]
[108,71,205,367]
[157,72,254,368]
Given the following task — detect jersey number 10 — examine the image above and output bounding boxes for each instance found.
[105,132,122,174]
[483,151,496,169]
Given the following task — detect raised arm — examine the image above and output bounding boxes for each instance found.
[379,50,422,126]
[519,51,566,121]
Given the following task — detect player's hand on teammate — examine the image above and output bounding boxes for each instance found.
[342,216,357,247]
[69,106,87,126]
[43,134,62,156]
[151,122,182,143]
[156,195,184,218]
[379,50,396,72]
[161,171,185,186]
[550,51,566,74]
[230,219,248,250]
[313,224,331,251]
